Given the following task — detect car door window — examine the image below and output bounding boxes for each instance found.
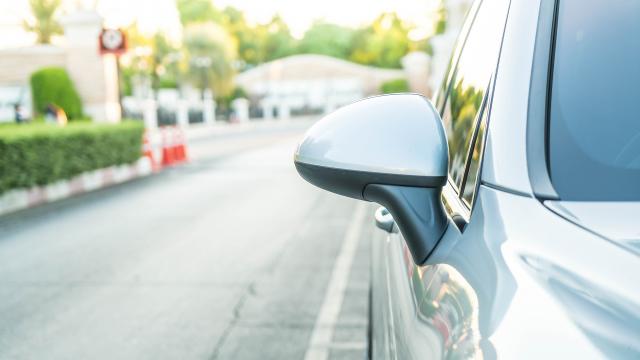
[433,0,481,112]
[440,0,510,191]
[548,0,640,200]
[461,105,488,206]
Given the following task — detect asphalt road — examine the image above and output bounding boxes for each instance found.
[0,121,380,360]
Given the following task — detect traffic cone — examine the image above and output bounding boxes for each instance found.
[171,127,180,162]
[181,128,189,162]
[161,127,175,166]
[142,129,159,171]
[174,127,188,162]
[169,127,179,163]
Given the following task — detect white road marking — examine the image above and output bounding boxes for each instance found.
[304,202,368,360]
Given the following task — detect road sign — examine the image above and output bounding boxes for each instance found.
[99,29,127,55]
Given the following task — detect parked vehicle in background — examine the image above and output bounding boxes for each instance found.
[294,0,640,358]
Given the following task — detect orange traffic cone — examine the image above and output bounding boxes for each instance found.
[161,127,175,166]
[142,130,159,171]
[170,127,180,162]
[174,127,188,162]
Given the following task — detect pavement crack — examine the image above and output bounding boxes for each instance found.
[208,280,256,360]
[207,196,325,360]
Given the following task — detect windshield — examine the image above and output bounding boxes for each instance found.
[549,0,640,201]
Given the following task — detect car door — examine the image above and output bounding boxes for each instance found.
[372,0,511,358]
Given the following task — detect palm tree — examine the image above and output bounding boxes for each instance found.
[23,0,63,44]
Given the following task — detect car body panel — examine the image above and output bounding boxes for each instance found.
[370,1,640,358]
[371,215,445,360]
[545,201,640,255]
[374,185,640,359]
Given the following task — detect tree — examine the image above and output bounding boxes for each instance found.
[433,0,448,35]
[150,33,180,91]
[176,2,263,70]
[119,23,153,96]
[176,0,222,25]
[298,22,355,59]
[349,13,413,68]
[183,23,237,97]
[220,11,297,67]
[261,15,297,62]
[119,23,181,96]
[23,0,63,44]
[221,6,264,67]
[173,2,419,72]
[293,12,417,69]
[380,78,409,94]
[30,67,83,119]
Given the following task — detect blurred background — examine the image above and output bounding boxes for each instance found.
[0,0,472,123]
[0,0,470,359]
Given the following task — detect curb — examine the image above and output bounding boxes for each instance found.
[0,157,154,217]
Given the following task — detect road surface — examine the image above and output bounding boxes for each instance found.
[0,121,382,359]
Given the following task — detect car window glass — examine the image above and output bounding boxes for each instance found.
[440,0,509,190]
[433,0,481,112]
[462,107,488,206]
[549,0,640,200]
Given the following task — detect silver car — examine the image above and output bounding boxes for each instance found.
[294,0,640,358]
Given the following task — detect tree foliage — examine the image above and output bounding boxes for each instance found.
[380,78,410,94]
[296,13,414,69]
[221,7,262,66]
[150,33,180,90]
[183,23,237,96]
[174,2,419,70]
[23,0,63,44]
[119,0,431,95]
[434,1,448,35]
[261,15,297,62]
[30,67,83,119]
[176,0,222,25]
[220,9,296,67]
[298,22,355,59]
[348,13,413,68]
[124,28,180,90]
[119,24,181,95]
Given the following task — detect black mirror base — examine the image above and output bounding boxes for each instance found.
[364,184,448,265]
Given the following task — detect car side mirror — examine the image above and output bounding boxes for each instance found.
[294,94,449,265]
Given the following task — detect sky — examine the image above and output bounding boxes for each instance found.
[0,0,438,48]
[213,0,437,37]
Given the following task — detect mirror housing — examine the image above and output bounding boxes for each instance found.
[294,94,449,264]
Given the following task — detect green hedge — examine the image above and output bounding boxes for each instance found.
[380,78,410,94]
[0,121,144,194]
[30,67,83,120]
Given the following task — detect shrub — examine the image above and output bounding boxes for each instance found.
[380,78,410,94]
[0,121,144,194]
[30,67,83,120]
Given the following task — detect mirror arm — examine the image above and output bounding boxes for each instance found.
[363,184,448,265]
[374,206,397,233]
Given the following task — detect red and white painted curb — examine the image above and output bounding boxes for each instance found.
[0,157,154,217]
